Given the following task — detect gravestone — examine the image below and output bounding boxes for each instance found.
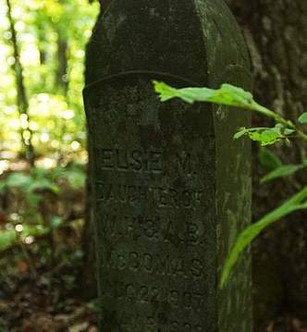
[83,0,252,331]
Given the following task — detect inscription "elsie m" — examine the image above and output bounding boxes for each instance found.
[95,147,194,175]
[95,148,163,173]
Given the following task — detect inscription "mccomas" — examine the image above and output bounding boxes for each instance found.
[103,250,204,279]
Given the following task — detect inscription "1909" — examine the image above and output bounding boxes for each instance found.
[118,312,203,332]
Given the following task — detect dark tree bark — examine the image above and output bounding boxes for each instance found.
[228,0,307,329]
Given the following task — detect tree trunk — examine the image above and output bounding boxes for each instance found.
[56,37,69,94]
[228,0,307,329]
[6,0,35,166]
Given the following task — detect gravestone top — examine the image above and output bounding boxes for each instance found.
[84,1,252,331]
[85,0,250,86]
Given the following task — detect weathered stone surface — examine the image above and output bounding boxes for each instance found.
[84,1,252,331]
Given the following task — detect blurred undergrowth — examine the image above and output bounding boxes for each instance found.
[0,0,99,312]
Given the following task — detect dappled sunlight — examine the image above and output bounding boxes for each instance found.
[0,0,99,330]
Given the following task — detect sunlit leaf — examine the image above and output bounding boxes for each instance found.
[153,81,255,109]
[249,129,282,146]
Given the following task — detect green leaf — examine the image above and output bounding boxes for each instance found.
[22,225,49,237]
[249,126,283,146]
[66,169,86,189]
[258,147,282,171]
[153,81,298,125]
[220,187,307,288]
[50,216,63,229]
[51,165,86,189]
[153,81,256,109]
[237,125,293,146]
[261,164,304,183]
[0,230,17,251]
[5,173,32,189]
[0,225,50,252]
[298,112,307,124]
[29,179,60,194]
[25,193,41,207]
[284,128,295,135]
[0,182,7,194]
[233,128,247,140]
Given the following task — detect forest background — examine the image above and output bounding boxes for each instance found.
[0,0,307,331]
[0,0,100,331]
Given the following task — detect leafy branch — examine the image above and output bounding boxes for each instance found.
[153,81,307,143]
[153,80,307,288]
[220,186,307,288]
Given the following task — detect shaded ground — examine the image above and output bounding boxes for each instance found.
[263,317,307,332]
[0,161,98,331]
[0,162,306,331]
[0,272,98,331]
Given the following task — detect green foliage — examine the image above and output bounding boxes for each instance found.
[153,80,307,141]
[0,2,94,321]
[0,163,85,254]
[298,112,307,124]
[0,225,49,252]
[153,81,255,109]
[258,147,282,171]
[0,230,16,251]
[154,81,307,288]
[260,164,306,184]
[219,187,307,288]
[234,125,294,146]
[51,163,86,189]
[1,168,60,209]
[0,0,99,159]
